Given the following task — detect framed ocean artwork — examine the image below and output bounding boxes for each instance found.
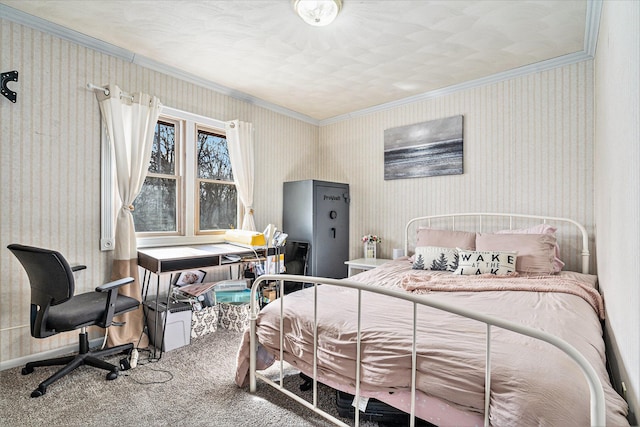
[384,115,463,180]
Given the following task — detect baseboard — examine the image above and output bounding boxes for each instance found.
[0,337,106,372]
[603,322,638,425]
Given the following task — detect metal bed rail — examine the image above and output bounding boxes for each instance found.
[248,273,606,427]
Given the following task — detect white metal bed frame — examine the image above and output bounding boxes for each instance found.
[248,213,604,427]
[404,213,590,274]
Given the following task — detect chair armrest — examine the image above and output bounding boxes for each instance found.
[95,277,135,328]
[95,277,134,292]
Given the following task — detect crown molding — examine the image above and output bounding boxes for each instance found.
[584,0,602,57]
[319,50,593,126]
[0,4,135,62]
[131,55,319,125]
[320,0,601,125]
[321,1,602,125]
[0,4,319,126]
[2,1,601,128]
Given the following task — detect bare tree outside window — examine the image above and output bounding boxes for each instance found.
[133,121,177,232]
[132,116,238,237]
[197,129,237,231]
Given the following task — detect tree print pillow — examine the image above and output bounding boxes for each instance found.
[412,246,459,272]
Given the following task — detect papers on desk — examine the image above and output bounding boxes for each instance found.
[173,282,217,311]
[223,254,242,263]
[178,282,216,297]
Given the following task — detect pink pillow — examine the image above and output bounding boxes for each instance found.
[476,233,558,274]
[498,224,557,235]
[496,224,564,272]
[416,228,476,250]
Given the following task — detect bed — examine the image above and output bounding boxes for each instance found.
[235,213,629,426]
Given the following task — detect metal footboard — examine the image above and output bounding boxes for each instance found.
[248,274,606,427]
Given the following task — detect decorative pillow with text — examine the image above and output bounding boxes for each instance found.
[453,249,517,276]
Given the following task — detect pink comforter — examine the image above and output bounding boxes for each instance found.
[236,259,629,426]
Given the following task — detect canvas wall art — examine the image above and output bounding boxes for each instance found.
[384,115,463,180]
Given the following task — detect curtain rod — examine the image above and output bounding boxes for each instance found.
[86,83,109,95]
[86,83,134,101]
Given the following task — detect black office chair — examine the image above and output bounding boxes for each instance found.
[8,244,140,397]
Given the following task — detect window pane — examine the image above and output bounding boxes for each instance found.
[199,182,237,230]
[133,177,177,232]
[149,121,175,175]
[197,129,233,181]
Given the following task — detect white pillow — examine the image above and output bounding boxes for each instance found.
[412,246,459,271]
[453,249,517,276]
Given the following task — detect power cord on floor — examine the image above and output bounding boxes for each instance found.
[119,365,174,385]
[118,348,174,385]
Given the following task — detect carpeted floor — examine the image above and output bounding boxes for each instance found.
[0,329,378,427]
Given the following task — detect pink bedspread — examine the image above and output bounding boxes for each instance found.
[236,259,629,426]
[399,272,606,319]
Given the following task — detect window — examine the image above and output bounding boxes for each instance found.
[134,120,178,233]
[134,107,238,247]
[196,128,237,232]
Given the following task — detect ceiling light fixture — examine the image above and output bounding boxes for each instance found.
[293,0,342,27]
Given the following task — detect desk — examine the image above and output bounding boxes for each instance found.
[137,243,268,358]
[138,243,266,274]
[344,257,392,276]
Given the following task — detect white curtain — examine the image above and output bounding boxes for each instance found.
[96,85,162,346]
[98,86,162,258]
[225,120,256,231]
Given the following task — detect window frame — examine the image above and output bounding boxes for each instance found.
[138,107,240,247]
[194,125,238,235]
[133,116,183,238]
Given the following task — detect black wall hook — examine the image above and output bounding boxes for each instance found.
[1,70,18,103]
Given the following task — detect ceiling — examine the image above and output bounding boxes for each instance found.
[2,1,594,123]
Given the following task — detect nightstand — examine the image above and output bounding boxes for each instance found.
[344,258,392,277]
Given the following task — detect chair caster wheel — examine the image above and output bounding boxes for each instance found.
[106,371,118,381]
[22,366,34,375]
[31,387,46,398]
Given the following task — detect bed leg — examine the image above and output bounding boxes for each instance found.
[250,313,257,392]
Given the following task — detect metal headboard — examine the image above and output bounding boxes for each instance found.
[404,213,590,274]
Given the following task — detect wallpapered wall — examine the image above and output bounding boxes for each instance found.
[594,0,640,417]
[319,62,594,271]
[1,18,595,365]
[0,18,318,363]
